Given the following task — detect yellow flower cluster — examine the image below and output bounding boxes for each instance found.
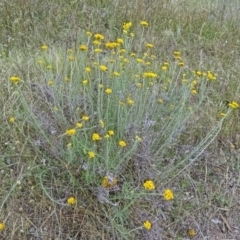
[142,72,157,78]
[66,128,76,136]
[163,188,174,200]
[67,197,76,205]
[143,220,151,230]
[143,180,155,190]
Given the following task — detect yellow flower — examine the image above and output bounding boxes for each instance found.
[146,43,153,48]
[105,88,112,94]
[162,66,168,71]
[9,76,20,83]
[188,229,196,236]
[65,76,70,82]
[228,101,239,109]
[0,223,5,230]
[99,84,103,88]
[88,151,95,158]
[191,89,197,95]
[219,112,226,117]
[122,22,132,30]
[207,71,216,80]
[94,48,102,53]
[66,128,76,136]
[130,53,136,57]
[94,34,104,40]
[137,83,142,88]
[67,197,76,205]
[141,21,149,26]
[178,62,184,67]
[158,98,163,104]
[130,32,134,37]
[104,134,110,138]
[37,60,44,64]
[135,135,142,141]
[143,180,155,190]
[92,133,102,141]
[119,49,126,53]
[76,122,83,128]
[127,97,134,105]
[67,142,72,148]
[102,176,117,188]
[142,72,157,78]
[41,45,48,50]
[100,120,105,128]
[53,106,58,111]
[143,221,151,230]
[82,80,88,85]
[46,65,51,69]
[119,140,126,147]
[68,49,73,53]
[48,80,53,85]
[86,31,92,36]
[85,67,91,72]
[79,45,88,51]
[163,188,174,200]
[113,71,120,76]
[173,51,181,56]
[100,65,107,71]
[137,58,144,63]
[82,115,89,121]
[68,56,74,61]
[9,117,15,123]
[108,130,114,136]
[117,38,123,44]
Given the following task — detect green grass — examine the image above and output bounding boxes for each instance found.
[0,0,240,239]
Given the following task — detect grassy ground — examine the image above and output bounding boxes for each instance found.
[0,0,240,239]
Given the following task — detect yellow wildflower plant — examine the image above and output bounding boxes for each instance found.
[219,113,226,117]
[67,197,76,205]
[163,188,174,200]
[143,221,151,230]
[143,180,155,190]
[48,80,53,85]
[94,48,102,53]
[102,176,117,188]
[0,223,5,230]
[66,128,76,136]
[92,133,102,141]
[119,140,127,147]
